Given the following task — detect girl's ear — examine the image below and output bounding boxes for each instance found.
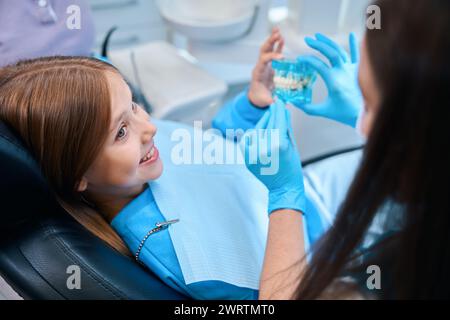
[77,177,88,192]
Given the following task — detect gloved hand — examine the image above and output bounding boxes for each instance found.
[240,99,306,215]
[291,33,363,128]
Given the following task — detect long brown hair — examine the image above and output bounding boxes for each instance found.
[296,0,450,299]
[0,56,131,256]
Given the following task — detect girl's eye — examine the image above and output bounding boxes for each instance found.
[116,124,128,140]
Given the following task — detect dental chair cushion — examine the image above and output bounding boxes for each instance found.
[0,120,187,300]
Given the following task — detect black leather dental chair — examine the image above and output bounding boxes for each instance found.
[0,120,187,300]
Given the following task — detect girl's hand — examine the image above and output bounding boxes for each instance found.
[248,28,284,108]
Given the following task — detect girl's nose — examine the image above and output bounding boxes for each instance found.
[141,118,157,144]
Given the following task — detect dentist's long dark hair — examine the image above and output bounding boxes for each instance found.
[296,0,450,299]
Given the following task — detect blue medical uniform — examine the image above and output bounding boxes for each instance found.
[111,91,265,300]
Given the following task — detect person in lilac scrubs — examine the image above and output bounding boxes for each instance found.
[0,0,95,67]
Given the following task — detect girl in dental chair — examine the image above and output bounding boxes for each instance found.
[0,30,291,299]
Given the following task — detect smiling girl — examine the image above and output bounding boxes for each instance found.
[0,30,285,299]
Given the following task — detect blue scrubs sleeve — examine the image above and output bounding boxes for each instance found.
[212,90,269,137]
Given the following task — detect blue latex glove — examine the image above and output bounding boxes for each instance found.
[291,33,363,128]
[240,99,306,215]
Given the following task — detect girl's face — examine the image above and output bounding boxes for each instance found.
[78,72,163,198]
[358,36,381,137]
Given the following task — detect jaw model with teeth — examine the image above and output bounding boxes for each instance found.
[272,59,317,104]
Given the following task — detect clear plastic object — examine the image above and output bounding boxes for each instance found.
[272,59,317,104]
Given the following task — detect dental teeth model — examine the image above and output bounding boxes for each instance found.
[272,59,317,104]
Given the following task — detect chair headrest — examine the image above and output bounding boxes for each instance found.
[0,120,58,230]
